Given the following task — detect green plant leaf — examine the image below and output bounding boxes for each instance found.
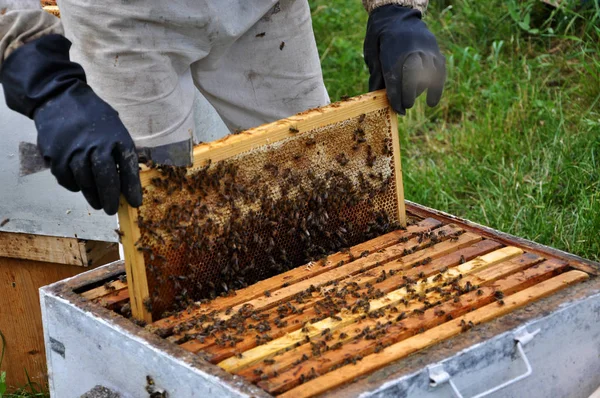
[0,371,6,396]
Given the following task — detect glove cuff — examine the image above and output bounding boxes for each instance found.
[362,0,427,14]
[0,34,87,119]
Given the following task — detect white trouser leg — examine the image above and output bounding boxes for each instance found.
[192,91,230,144]
[192,0,330,137]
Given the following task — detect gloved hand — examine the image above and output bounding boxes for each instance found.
[364,5,446,115]
[0,34,143,215]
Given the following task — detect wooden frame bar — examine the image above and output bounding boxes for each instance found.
[278,270,589,398]
[176,236,495,356]
[405,201,599,276]
[217,246,523,373]
[258,258,568,394]
[166,227,476,344]
[118,198,152,323]
[88,218,441,318]
[225,240,508,374]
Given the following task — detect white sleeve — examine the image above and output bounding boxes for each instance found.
[0,2,63,69]
[361,0,428,14]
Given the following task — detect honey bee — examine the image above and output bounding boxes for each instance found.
[335,153,349,166]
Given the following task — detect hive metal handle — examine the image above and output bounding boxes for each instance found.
[428,327,540,398]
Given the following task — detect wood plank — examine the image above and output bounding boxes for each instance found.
[388,110,406,227]
[260,258,568,394]
[217,246,522,373]
[170,224,466,336]
[278,270,589,398]
[0,257,89,388]
[405,201,600,276]
[81,280,127,300]
[189,237,497,360]
[96,288,130,308]
[326,231,478,292]
[235,240,513,382]
[216,226,463,318]
[173,227,474,346]
[237,249,542,384]
[118,197,152,323]
[151,218,442,332]
[465,252,545,285]
[0,231,86,266]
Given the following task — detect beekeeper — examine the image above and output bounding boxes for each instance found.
[0,0,445,215]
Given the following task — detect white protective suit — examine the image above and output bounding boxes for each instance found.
[0,0,428,165]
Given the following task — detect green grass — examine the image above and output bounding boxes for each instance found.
[0,377,47,398]
[311,0,600,261]
[1,331,6,397]
[0,330,48,398]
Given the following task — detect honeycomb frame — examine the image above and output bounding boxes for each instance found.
[118,90,406,322]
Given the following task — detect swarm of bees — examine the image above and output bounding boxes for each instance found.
[166,229,473,347]
[147,227,513,393]
[133,111,401,317]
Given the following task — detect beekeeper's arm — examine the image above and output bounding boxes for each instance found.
[0,4,142,215]
[363,0,446,115]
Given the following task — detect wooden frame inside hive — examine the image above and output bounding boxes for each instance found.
[85,202,597,397]
[118,91,406,322]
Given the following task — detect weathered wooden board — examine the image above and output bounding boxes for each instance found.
[0,250,118,390]
[0,231,117,267]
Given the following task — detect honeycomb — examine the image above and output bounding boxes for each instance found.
[136,108,403,318]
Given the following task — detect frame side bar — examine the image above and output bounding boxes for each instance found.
[118,196,152,322]
[389,108,406,227]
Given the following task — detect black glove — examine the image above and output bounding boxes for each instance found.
[364,5,446,115]
[0,34,142,215]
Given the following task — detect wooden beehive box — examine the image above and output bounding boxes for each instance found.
[118,91,406,322]
[79,202,598,397]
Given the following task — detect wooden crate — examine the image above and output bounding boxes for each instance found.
[0,233,118,389]
[82,203,597,397]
